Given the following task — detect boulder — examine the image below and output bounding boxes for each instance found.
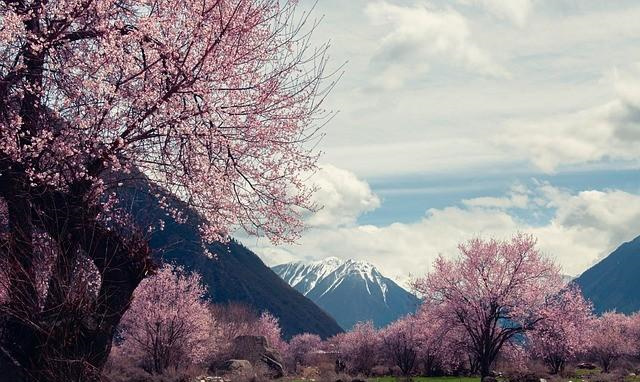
[231,335,285,378]
[193,377,226,382]
[482,377,498,382]
[220,359,255,380]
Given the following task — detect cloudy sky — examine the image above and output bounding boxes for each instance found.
[243,0,640,282]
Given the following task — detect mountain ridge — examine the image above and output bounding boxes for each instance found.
[273,257,420,330]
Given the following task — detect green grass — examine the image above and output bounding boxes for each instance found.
[573,367,601,377]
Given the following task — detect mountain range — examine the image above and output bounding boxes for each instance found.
[273,257,420,330]
[575,235,640,315]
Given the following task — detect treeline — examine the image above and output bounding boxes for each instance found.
[86,234,640,381]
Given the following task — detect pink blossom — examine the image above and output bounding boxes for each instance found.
[116,265,213,373]
[285,333,323,371]
[587,312,634,373]
[330,321,381,375]
[413,233,564,378]
[526,285,593,374]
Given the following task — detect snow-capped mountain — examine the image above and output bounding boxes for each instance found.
[272,257,420,330]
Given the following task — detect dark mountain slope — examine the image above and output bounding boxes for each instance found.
[119,180,342,340]
[574,235,640,314]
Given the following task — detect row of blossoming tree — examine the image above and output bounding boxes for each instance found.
[66,233,640,380]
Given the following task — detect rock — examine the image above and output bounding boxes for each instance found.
[231,335,285,378]
[222,359,256,381]
[351,379,366,382]
[482,377,498,382]
[194,377,226,382]
[220,359,255,380]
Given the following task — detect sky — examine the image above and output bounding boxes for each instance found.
[242,0,640,283]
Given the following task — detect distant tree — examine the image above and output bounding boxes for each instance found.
[629,312,640,359]
[285,333,322,372]
[0,0,330,379]
[332,321,380,375]
[587,312,634,373]
[116,265,212,374]
[209,303,286,357]
[413,234,564,378]
[527,285,593,374]
[255,311,286,354]
[210,302,258,354]
[412,306,466,376]
[381,315,420,376]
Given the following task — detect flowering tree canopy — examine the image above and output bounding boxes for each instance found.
[0,0,329,242]
[255,311,287,354]
[285,333,322,371]
[587,312,634,373]
[413,234,564,378]
[331,321,381,376]
[527,285,593,374]
[380,315,420,376]
[412,305,467,376]
[0,0,330,379]
[116,265,213,373]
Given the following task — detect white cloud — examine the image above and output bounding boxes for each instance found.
[458,0,534,26]
[365,1,509,89]
[463,184,529,209]
[248,168,640,280]
[305,164,380,228]
[500,64,640,172]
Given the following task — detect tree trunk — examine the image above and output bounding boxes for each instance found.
[0,187,154,381]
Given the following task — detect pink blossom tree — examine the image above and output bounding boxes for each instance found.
[332,321,381,376]
[209,303,286,359]
[629,312,640,359]
[527,285,593,374]
[587,312,634,373]
[413,305,467,376]
[413,234,564,378]
[0,0,330,379]
[254,311,287,354]
[115,265,212,374]
[285,333,322,372]
[380,315,420,376]
[209,303,258,355]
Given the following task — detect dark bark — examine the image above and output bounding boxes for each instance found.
[0,183,154,381]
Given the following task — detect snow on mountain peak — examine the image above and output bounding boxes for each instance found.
[272,257,420,330]
[275,257,389,302]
